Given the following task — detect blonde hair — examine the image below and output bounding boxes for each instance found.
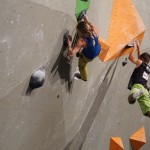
[76,21,94,37]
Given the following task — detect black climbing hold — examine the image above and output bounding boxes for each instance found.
[125,43,134,49]
[26,66,45,96]
[63,31,72,47]
[122,58,128,66]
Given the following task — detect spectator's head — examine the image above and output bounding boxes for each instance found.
[76,21,93,37]
[139,52,150,64]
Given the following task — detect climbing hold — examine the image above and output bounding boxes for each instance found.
[77,9,87,21]
[130,127,146,150]
[122,57,128,66]
[98,37,110,60]
[26,66,45,95]
[75,0,90,21]
[109,137,124,150]
[99,0,146,62]
[63,31,72,47]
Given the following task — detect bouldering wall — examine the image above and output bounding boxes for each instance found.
[0,0,150,150]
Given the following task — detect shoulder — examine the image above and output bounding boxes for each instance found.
[75,37,87,47]
[135,59,143,68]
[129,55,142,67]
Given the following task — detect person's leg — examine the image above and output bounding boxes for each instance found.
[131,84,150,117]
[129,84,150,117]
[78,54,92,81]
[137,90,150,117]
[128,84,144,104]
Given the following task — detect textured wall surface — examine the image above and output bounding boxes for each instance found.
[0,0,150,150]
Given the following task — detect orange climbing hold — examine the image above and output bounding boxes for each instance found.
[99,0,146,62]
[130,127,146,150]
[109,137,124,150]
[98,37,110,59]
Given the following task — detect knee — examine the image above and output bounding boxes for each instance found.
[146,111,150,118]
[128,94,136,104]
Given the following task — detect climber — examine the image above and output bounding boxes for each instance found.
[67,13,101,81]
[128,40,150,117]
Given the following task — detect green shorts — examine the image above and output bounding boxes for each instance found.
[131,84,150,116]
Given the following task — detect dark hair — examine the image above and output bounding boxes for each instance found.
[139,52,150,63]
[76,21,94,37]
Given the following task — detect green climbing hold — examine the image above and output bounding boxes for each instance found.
[75,0,90,21]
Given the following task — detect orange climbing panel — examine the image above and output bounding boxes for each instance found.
[98,37,110,58]
[99,0,146,62]
[109,137,124,150]
[130,127,146,150]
